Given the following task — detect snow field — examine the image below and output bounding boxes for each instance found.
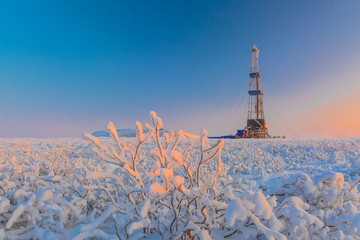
[0,114,360,239]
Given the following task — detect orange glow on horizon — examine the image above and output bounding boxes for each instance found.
[276,90,360,138]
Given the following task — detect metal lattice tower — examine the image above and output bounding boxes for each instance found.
[246,44,270,138]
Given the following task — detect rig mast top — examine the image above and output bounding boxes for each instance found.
[250,44,259,74]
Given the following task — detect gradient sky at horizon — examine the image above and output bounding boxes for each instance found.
[1,1,360,138]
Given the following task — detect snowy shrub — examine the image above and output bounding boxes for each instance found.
[81,112,288,239]
[275,171,360,239]
[0,140,89,239]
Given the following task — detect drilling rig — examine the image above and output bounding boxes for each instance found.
[210,44,271,139]
[245,44,270,138]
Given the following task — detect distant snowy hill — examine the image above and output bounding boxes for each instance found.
[92,129,138,138]
[91,129,199,138]
[91,128,171,138]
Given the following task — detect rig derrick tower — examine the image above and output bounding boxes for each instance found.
[246,44,270,138]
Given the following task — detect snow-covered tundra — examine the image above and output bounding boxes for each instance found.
[0,112,360,239]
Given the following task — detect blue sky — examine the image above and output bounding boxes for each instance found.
[1,1,360,138]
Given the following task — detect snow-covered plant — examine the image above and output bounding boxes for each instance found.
[0,140,90,239]
[81,111,289,240]
[274,171,360,238]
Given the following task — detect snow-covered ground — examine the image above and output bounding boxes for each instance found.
[1,127,360,239]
